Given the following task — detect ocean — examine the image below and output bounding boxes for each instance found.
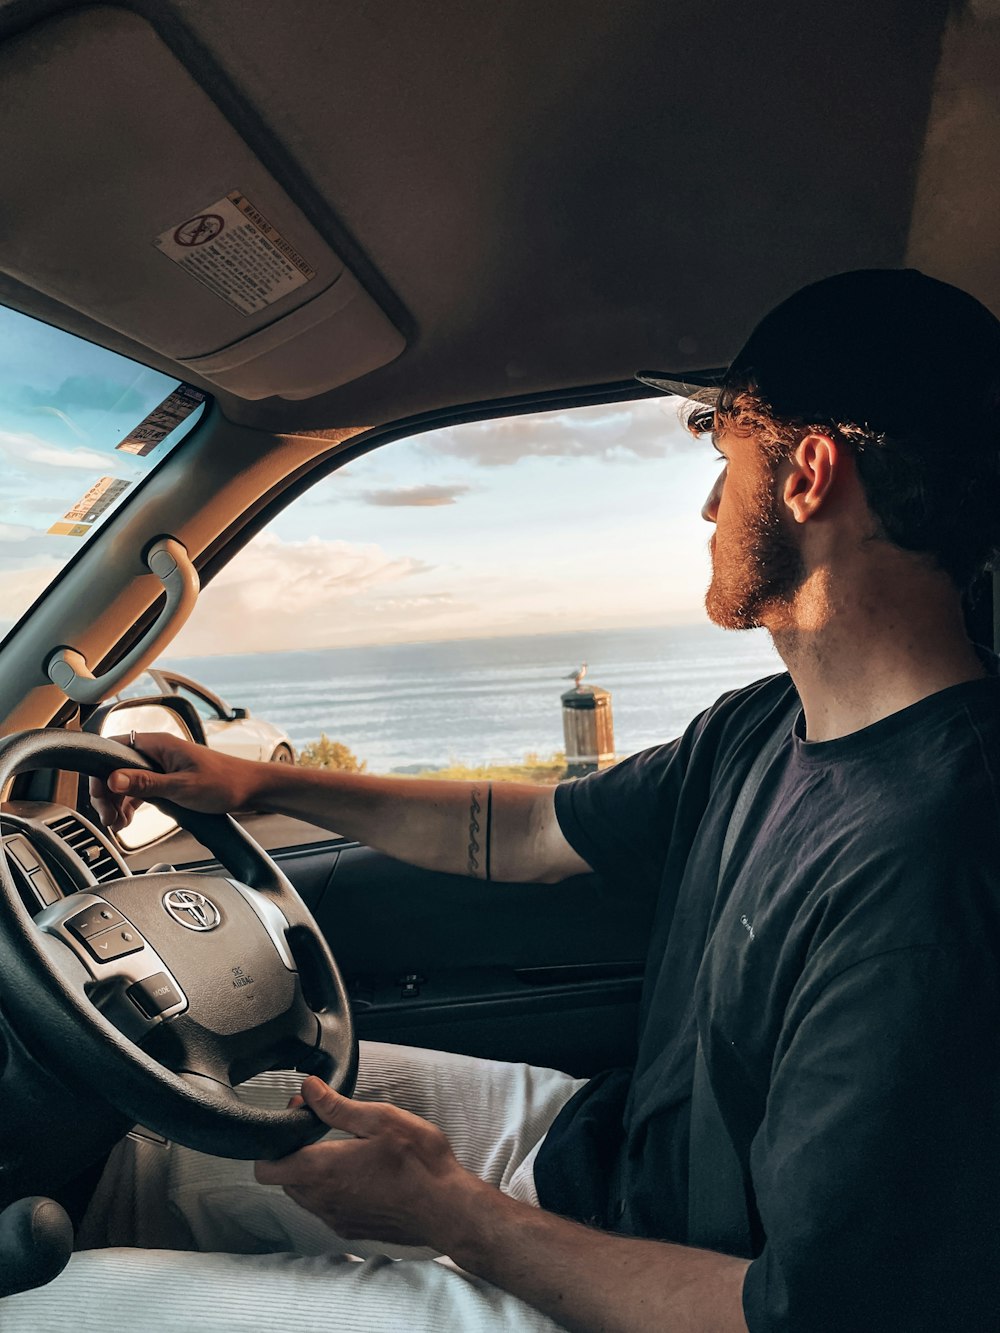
[164,623,783,774]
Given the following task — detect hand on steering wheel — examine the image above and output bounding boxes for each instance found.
[89,730,259,833]
[0,728,357,1161]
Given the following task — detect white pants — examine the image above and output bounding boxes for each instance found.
[0,1042,586,1332]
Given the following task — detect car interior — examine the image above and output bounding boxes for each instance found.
[0,0,998,1304]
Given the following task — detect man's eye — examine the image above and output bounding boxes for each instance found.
[713,451,727,464]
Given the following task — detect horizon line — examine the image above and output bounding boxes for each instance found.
[161,617,746,663]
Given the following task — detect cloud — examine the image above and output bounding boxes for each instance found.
[28,407,90,441]
[0,532,83,561]
[367,592,460,611]
[22,442,117,471]
[0,429,119,476]
[168,532,433,655]
[0,522,41,543]
[0,376,148,449]
[6,495,71,515]
[6,375,145,416]
[418,397,698,467]
[360,483,472,507]
[213,533,429,614]
[0,560,67,622]
[0,509,103,559]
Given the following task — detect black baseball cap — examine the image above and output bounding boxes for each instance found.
[637,269,1000,444]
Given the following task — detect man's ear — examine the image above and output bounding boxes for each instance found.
[782,432,839,524]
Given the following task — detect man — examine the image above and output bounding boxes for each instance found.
[8,269,1000,1332]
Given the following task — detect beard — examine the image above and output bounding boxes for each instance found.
[705,469,805,630]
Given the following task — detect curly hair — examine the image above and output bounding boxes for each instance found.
[687,381,1000,591]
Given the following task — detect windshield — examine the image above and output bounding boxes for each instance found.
[0,304,207,644]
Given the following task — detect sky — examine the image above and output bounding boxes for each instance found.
[167,398,723,655]
[0,306,201,639]
[0,305,724,657]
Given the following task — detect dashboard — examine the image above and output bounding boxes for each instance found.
[0,800,149,1215]
[2,801,131,914]
[0,796,317,1212]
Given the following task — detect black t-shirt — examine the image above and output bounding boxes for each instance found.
[535,669,1000,1332]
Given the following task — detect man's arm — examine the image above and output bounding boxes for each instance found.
[253,763,589,883]
[256,1077,749,1333]
[450,1189,749,1333]
[92,732,592,884]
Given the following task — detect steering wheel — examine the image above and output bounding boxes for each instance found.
[0,729,358,1160]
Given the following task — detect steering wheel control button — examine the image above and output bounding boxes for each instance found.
[162,889,221,932]
[28,865,60,907]
[5,836,41,873]
[66,903,125,939]
[126,972,183,1019]
[82,925,144,963]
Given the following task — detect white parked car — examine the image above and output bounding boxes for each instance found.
[114,667,294,765]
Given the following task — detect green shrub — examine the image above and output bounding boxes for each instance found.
[297,735,368,772]
[294,737,568,784]
[410,752,567,784]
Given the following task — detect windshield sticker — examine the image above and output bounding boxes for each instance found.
[116,384,207,456]
[153,191,317,316]
[57,476,131,527]
[47,521,91,538]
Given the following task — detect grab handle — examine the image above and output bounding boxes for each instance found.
[46,537,200,704]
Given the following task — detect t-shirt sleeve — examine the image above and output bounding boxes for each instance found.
[554,674,792,890]
[554,736,687,889]
[742,946,1000,1333]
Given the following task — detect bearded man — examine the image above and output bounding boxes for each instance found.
[12,269,1000,1333]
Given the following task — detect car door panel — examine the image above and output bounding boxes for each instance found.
[314,848,652,1076]
[303,846,651,1077]
[138,827,653,1078]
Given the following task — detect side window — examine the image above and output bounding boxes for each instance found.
[115,670,160,702]
[164,398,781,782]
[172,682,222,724]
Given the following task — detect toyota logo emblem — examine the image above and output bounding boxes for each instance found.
[163,889,221,932]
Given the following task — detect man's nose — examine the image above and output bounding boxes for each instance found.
[702,469,725,523]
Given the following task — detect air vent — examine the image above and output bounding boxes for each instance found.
[48,814,121,883]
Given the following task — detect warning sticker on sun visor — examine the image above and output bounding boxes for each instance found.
[153,191,317,315]
[116,384,206,457]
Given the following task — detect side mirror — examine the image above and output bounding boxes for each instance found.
[83,697,206,852]
[228,706,250,721]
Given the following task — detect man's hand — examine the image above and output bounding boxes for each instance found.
[89,731,259,833]
[257,1077,749,1333]
[254,1075,484,1248]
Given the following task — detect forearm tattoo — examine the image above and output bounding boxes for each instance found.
[467,783,493,879]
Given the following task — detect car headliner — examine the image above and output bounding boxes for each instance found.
[0,0,997,437]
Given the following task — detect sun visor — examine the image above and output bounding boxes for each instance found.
[0,7,404,399]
